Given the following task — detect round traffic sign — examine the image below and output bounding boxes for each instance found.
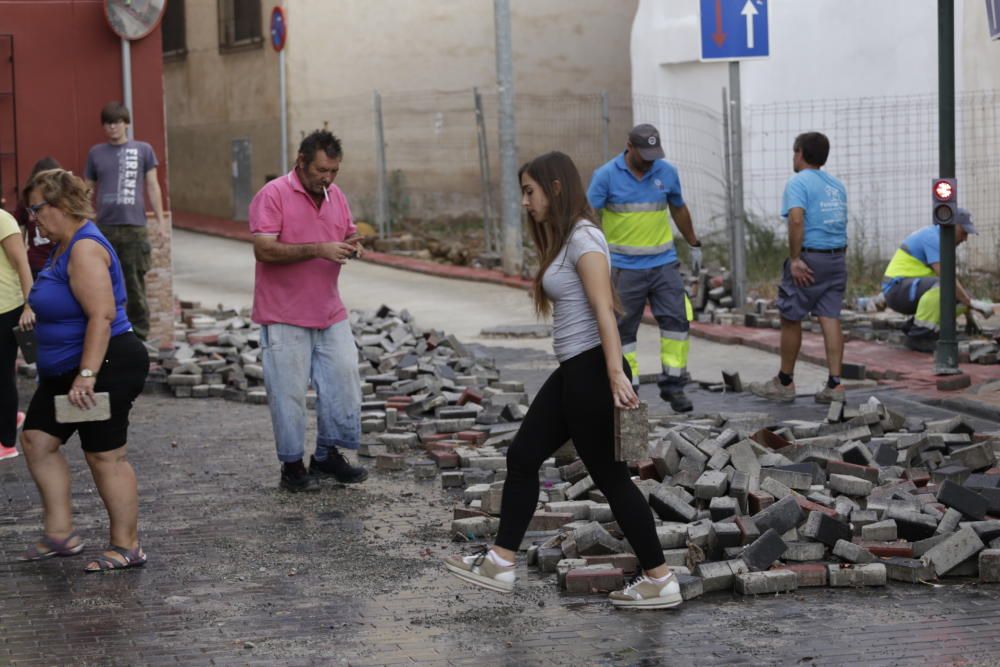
[270,7,287,52]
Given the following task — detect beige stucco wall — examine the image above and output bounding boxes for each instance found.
[164,0,637,221]
[163,0,283,218]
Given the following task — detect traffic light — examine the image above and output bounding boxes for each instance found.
[932,178,957,225]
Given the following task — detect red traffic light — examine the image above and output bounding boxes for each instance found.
[933,179,955,202]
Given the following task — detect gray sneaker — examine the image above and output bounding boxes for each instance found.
[444,546,516,593]
[748,376,796,403]
[814,384,846,404]
[609,573,683,609]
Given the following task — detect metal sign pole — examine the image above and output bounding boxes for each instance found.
[279,48,287,174]
[935,0,959,374]
[494,0,522,276]
[121,37,133,139]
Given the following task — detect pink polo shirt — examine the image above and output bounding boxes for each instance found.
[249,170,357,328]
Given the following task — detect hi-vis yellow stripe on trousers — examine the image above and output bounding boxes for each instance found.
[659,295,694,377]
[602,202,674,256]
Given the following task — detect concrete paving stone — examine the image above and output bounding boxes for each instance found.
[649,487,698,523]
[741,529,788,571]
[735,570,797,595]
[555,558,589,588]
[675,573,704,600]
[759,476,794,500]
[774,563,828,587]
[827,563,887,587]
[694,470,729,499]
[936,480,989,520]
[761,467,813,492]
[655,524,689,549]
[979,549,1000,583]
[863,519,898,542]
[709,496,739,521]
[564,566,624,594]
[924,526,986,576]
[694,559,747,593]
[573,521,622,556]
[802,511,852,547]
[829,473,874,497]
[753,494,806,536]
[833,539,876,564]
[883,556,937,583]
[782,541,826,562]
[886,507,939,541]
[451,516,500,539]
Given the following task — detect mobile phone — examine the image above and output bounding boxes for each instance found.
[13,326,37,364]
[54,392,111,424]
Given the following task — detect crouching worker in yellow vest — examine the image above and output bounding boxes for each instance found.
[882,208,994,352]
[587,124,702,413]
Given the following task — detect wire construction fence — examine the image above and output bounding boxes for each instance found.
[167,88,999,275]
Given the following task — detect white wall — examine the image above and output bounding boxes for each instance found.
[631,0,1000,271]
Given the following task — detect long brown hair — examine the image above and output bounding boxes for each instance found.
[520,152,597,317]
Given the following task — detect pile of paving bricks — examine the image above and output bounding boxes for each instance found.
[447,396,1000,599]
[688,270,999,364]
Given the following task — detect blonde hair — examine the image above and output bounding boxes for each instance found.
[27,168,95,221]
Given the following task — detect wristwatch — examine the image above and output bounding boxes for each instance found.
[79,369,95,378]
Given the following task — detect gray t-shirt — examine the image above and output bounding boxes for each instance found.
[542,220,611,362]
[85,140,158,226]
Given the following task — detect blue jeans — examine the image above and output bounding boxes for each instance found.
[260,320,362,463]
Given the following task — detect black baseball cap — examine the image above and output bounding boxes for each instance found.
[628,124,665,161]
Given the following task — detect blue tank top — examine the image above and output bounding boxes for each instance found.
[28,221,132,377]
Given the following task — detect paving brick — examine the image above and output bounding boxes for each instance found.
[775,563,827,587]
[694,559,748,593]
[980,549,1000,583]
[655,524,689,549]
[451,516,499,539]
[801,511,852,547]
[527,511,573,532]
[936,480,988,520]
[694,470,729,499]
[828,563,887,587]
[710,496,739,521]
[649,487,697,523]
[734,515,761,545]
[759,476,794,500]
[573,522,623,556]
[833,539,875,564]
[564,566,625,594]
[829,473,874,497]
[827,460,880,484]
[924,526,986,576]
[886,507,939,541]
[753,494,805,535]
[884,556,937,583]
[583,553,639,576]
[760,467,812,492]
[782,541,826,562]
[675,573,704,600]
[741,529,788,571]
[862,519,898,542]
[735,570,798,595]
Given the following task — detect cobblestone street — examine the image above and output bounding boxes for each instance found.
[3,360,1000,667]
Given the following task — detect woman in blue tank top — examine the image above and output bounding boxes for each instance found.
[17,169,149,572]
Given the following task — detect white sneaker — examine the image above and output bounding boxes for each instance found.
[444,546,516,593]
[0,445,19,461]
[609,573,683,609]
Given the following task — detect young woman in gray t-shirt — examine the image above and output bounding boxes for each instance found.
[445,151,682,609]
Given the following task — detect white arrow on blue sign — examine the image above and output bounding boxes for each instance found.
[699,0,770,61]
[988,0,1000,40]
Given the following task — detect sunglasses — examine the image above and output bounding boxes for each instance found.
[27,201,50,218]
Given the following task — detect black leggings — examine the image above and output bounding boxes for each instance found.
[0,305,23,447]
[494,345,665,570]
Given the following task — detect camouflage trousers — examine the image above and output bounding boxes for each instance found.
[98,225,151,341]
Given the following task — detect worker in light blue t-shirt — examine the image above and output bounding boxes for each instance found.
[749,132,850,405]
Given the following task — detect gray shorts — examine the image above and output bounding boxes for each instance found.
[775,251,847,321]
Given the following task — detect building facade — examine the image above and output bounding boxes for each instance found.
[0,0,174,346]
[163,0,638,222]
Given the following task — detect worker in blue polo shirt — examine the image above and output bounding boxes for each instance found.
[587,124,703,413]
[882,210,993,352]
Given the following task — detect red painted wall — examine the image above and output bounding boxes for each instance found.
[0,0,168,209]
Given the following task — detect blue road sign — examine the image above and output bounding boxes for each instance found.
[270,6,287,52]
[988,0,1000,40]
[700,0,769,61]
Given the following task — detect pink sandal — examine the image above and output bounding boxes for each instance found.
[18,531,85,561]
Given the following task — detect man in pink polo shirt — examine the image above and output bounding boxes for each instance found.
[250,130,368,492]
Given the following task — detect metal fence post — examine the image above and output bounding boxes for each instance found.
[722,87,735,275]
[600,91,610,163]
[474,87,497,254]
[494,0,522,276]
[728,63,747,309]
[373,89,389,237]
